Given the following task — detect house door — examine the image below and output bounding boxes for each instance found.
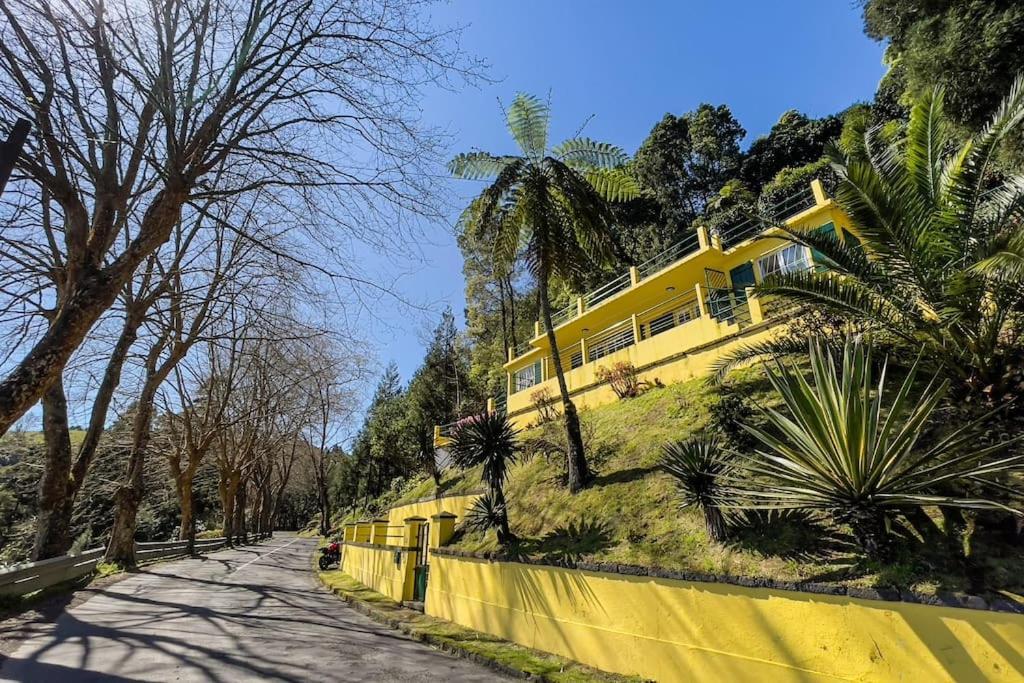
[704,268,731,321]
[412,522,430,602]
[729,262,756,300]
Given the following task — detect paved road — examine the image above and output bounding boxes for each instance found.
[0,534,499,682]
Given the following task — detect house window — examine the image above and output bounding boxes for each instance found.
[758,244,809,278]
[647,311,676,337]
[514,362,541,393]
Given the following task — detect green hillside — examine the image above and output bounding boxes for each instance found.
[394,368,1024,597]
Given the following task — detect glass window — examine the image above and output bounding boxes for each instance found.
[758,244,809,278]
[514,361,541,393]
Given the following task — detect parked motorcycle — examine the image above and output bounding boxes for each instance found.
[318,541,341,570]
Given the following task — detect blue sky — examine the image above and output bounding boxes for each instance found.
[367,0,887,385]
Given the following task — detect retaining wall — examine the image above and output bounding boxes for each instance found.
[426,550,1024,682]
[340,542,417,602]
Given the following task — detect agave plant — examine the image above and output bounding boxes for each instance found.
[451,93,638,494]
[660,433,734,543]
[450,411,520,546]
[716,75,1024,403]
[734,337,1024,558]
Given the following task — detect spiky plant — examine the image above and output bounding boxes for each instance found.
[450,411,520,546]
[735,337,1024,559]
[714,75,1024,402]
[451,93,638,493]
[661,433,734,543]
[461,492,514,545]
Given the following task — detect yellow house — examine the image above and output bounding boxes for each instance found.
[436,178,852,443]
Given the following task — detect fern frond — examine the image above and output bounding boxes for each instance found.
[505,93,550,159]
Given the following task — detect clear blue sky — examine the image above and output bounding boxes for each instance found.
[368,0,886,385]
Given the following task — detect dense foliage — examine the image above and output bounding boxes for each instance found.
[754,79,1024,403]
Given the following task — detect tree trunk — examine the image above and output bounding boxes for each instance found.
[537,280,589,493]
[492,485,514,547]
[234,482,248,544]
[33,317,140,560]
[105,381,160,566]
[220,470,238,547]
[177,469,195,542]
[32,375,75,560]
[703,505,727,544]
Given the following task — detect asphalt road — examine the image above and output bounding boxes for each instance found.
[0,533,500,682]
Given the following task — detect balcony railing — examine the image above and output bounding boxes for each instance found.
[521,182,822,357]
[636,230,701,280]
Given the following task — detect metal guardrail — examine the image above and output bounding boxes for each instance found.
[0,532,272,598]
[636,230,700,280]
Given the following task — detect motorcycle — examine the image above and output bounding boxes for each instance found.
[318,541,341,570]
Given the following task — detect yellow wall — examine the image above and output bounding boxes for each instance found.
[506,317,785,429]
[427,553,1024,682]
[341,543,416,602]
[385,493,482,527]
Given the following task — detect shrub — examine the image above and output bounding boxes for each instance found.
[660,433,733,543]
[757,157,837,210]
[596,361,648,399]
[529,387,558,425]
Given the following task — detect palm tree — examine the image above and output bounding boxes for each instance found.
[450,410,520,546]
[451,93,637,492]
[717,75,1024,402]
[733,337,1023,559]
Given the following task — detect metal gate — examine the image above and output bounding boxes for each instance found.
[412,522,430,602]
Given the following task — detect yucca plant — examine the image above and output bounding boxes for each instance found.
[450,411,520,545]
[462,492,512,544]
[734,337,1024,559]
[451,93,638,493]
[716,75,1024,403]
[661,433,734,543]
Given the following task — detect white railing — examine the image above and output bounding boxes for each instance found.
[0,532,272,598]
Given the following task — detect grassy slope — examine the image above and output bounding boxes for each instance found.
[400,367,1024,595]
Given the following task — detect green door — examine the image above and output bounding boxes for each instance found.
[729,262,756,302]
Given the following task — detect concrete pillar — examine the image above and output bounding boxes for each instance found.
[695,283,709,318]
[534,320,541,338]
[429,512,458,548]
[631,313,641,345]
[576,297,585,316]
[354,521,371,543]
[747,287,764,324]
[486,397,496,414]
[629,266,639,286]
[579,337,589,365]
[402,517,427,548]
[508,346,515,362]
[697,225,711,251]
[370,519,389,545]
[811,178,827,205]
[506,372,512,396]
[343,523,357,543]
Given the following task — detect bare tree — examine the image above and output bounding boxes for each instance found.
[0,0,478,436]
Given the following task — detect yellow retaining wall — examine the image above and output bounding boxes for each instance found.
[340,543,416,602]
[384,493,482,527]
[426,553,1024,682]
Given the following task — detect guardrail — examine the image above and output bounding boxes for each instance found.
[0,531,272,598]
